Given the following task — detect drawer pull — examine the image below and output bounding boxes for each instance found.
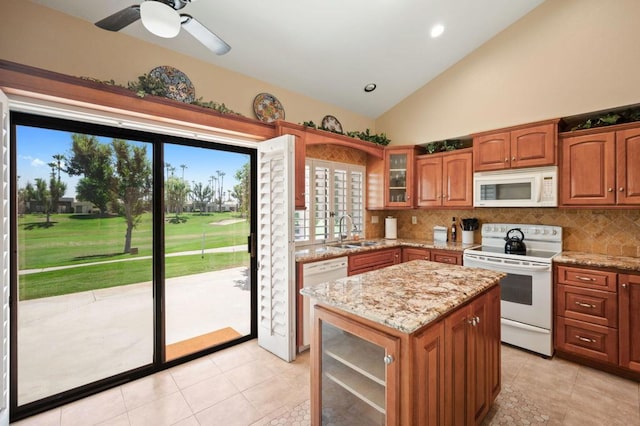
[574,301,596,309]
[575,276,596,282]
[576,335,596,343]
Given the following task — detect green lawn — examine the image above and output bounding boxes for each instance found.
[17,211,251,300]
[18,212,249,270]
[19,252,249,301]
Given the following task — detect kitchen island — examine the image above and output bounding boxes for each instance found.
[301,260,504,425]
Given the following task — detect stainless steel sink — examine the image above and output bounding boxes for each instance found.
[330,241,380,249]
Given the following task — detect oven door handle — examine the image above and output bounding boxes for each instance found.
[465,255,550,272]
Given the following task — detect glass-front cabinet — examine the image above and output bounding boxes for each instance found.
[312,306,399,425]
[385,146,423,208]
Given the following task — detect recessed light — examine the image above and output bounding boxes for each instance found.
[430,24,445,38]
[364,83,377,93]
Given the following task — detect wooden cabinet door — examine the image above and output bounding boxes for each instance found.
[560,132,616,205]
[385,148,417,208]
[402,247,430,262]
[487,286,501,402]
[473,131,510,172]
[619,274,640,373]
[444,306,469,426]
[416,155,442,207]
[616,128,640,205]
[312,306,400,425]
[469,295,489,425]
[510,122,556,168]
[442,151,473,207]
[414,321,445,426]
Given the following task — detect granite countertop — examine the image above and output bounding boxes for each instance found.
[295,238,478,263]
[554,251,640,273]
[300,260,504,334]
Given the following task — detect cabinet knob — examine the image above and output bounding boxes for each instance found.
[383,354,394,365]
[608,188,613,192]
[619,187,625,192]
[622,283,628,288]
[504,158,509,162]
[512,156,516,161]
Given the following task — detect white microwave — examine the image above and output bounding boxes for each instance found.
[473,166,558,207]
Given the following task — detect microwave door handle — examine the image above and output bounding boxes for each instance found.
[535,175,542,202]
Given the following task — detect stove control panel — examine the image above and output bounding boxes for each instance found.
[481,223,562,242]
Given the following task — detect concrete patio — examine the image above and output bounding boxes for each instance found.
[17,266,251,405]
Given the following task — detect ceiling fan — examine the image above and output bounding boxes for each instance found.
[95,0,231,55]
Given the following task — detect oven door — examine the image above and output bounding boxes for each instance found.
[463,253,552,329]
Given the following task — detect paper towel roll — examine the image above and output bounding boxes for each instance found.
[385,217,397,239]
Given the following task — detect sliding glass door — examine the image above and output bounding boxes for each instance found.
[14,123,154,406]
[11,113,255,417]
[163,144,252,360]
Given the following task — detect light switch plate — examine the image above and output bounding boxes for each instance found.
[412,216,417,225]
[371,216,379,224]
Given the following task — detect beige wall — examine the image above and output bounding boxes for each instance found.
[0,1,374,133]
[376,0,640,145]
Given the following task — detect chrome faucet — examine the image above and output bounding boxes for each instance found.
[338,214,354,242]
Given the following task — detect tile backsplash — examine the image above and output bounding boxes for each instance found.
[366,208,640,257]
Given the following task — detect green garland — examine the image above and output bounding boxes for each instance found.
[302,121,391,146]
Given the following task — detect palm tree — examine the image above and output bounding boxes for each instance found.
[180,164,187,180]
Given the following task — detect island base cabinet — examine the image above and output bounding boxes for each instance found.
[310,284,500,426]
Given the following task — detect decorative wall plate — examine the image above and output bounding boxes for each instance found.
[321,115,343,133]
[149,66,196,103]
[253,93,285,122]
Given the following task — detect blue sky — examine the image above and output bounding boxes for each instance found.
[16,125,250,200]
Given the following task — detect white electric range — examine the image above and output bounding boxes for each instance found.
[463,223,562,357]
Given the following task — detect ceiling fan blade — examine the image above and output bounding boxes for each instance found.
[95,6,141,32]
[181,15,231,55]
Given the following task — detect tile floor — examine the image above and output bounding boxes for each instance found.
[13,341,640,425]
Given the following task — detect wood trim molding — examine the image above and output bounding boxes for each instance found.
[275,120,385,159]
[0,60,276,142]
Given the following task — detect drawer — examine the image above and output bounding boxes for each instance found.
[556,265,617,292]
[556,284,618,328]
[555,317,618,364]
[431,249,462,265]
[348,248,401,276]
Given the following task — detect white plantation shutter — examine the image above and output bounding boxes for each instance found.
[257,135,295,361]
[0,90,9,415]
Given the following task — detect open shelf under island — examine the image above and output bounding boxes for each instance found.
[301,259,505,425]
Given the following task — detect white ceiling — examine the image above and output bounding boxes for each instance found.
[31,0,545,118]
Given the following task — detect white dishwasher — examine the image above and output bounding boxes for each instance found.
[301,256,348,349]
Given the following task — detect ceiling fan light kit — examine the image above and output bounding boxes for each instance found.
[140,1,181,38]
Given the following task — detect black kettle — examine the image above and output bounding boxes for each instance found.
[504,228,526,255]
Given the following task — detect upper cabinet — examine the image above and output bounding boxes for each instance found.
[473,120,559,172]
[368,146,424,209]
[559,123,640,207]
[416,148,473,208]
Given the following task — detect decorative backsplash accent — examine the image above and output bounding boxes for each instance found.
[368,208,640,257]
[305,144,368,165]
